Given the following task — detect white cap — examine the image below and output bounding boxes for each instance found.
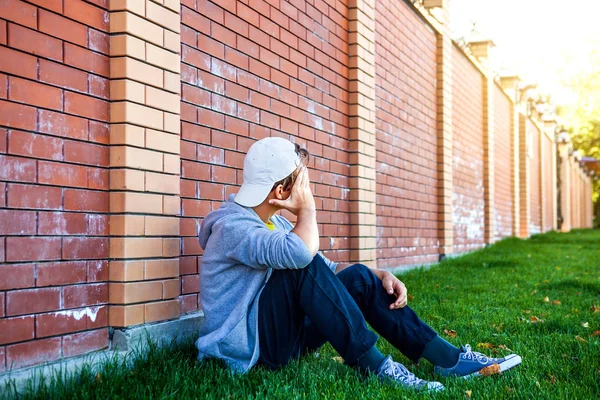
[234,137,302,207]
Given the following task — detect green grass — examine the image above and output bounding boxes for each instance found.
[4,229,600,399]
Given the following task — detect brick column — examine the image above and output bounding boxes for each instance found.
[348,0,377,268]
[518,113,530,237]
[499,76,521,237]
[543,119,558,230]
[557,142,570,232]
[424,0,453,256]
[469,40,495,244]
[107,0,181,327]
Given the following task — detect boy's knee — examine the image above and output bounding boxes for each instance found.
[337,263,377,286]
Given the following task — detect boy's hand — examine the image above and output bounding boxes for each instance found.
[380,271,408,309]
[269,167,316,216]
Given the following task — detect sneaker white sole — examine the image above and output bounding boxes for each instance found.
[463,354,522,379]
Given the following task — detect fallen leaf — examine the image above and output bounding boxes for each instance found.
[545,374,557,384]
[582,322,589,328]
[551,300,561,305]
[498,344,513,351]
[465,389,472,398]
[592,330,600,336]
[531,289,538,295]
[408,294,414,301]
[95,372,102,383]
[530,315,544,323]
[477,342,495,349]
[522,309,531,314]
[575,336,588,343]
[444,329,457,338]
[544,296,550,302]
[332,356,344,364]
[479,363,501,376]
[592,305,600,313]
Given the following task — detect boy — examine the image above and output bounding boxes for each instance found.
[196,137,521,391]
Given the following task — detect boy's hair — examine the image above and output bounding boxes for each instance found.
[271,143,310,191]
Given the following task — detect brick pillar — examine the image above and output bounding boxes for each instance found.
[557,142,570,232]
[107,0,181,327]
[499,76,521,237]
[544,119,558,230]
[518,113,530,237]
[469,40,495,244]
[348,0,377,268]
[424,0,453,256]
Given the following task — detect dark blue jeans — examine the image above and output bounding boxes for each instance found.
[257,255,437,369]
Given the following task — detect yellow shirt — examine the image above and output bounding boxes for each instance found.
[265,220,276,231]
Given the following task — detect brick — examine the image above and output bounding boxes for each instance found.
[8,23,62,61]
[64,0,109,31]
[37,212,86,235]
[6,288,61,316]
[6,338,61,369]
[109,0,146,14]
[181,274,199,294]
[144,259,179,279]
[146,0,180,32]
[0,210,36,235]
[7,184,62,210]
[39,9,87,46]
[64,91,109,122]
[164,29,180,53]
[0,316,34,346]
[146,129,180,154]
[89,28,109,54]
[39,60,87,93]
[63,283,108,308]
[162,278,180,298]
[110,11,163,47]
[110,169,145,191]
[145,172,180,194]
[111,56,165,87]
[163,111,180,134]
[197,33,224,59]
[163,238,179,257]
[62,237,109,260]
[109,304,144,327]
[145,86,180,114]
[145,299,179,322]
[37,261,87,286]
[64,141,109,167]
[28,0,63,12]
[144,215,180,236]
[87,260,108,282]
[163,195,180,215]
[0,154,38,184]
[62,328,108,358]
[64,43,109,77]
[181,198,210,217]
[109,237,163,259]
[38,160,87,188]
[38,110,89,140]
[6,237,62,262]
[0,263,35,291]
[0,20,4,45]
[110,192,163,213]
[197,0,224,23]
[0,100,36,131]
[64,189,109,212]
[8,130,63,161]
[179,293,198,314]
[111,146,164,171]
[111,102,163,130]
[109,281,162,304]
[109,260,144,281]
[0,47,36,80]
[0,0,37,29]
[110,124,145,147]
[35,311,86,337]
[89,121,110,143]
[110,34,146,59]
[109,214,144,236]
[9,77,62,111]
[145,42,180,73]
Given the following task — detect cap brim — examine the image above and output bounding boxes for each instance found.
[234,182,273,207]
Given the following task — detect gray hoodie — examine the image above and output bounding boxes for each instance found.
[196,195,337,373]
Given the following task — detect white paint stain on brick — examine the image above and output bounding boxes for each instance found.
[87,214,106,235]
[54,306,101,322]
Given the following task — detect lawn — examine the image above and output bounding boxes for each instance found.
[4,229,600,399]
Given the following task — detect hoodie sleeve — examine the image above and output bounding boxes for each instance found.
[224,216,314,270]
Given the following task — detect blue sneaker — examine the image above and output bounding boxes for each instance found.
[434,344,522,378]
[377,356,445,392]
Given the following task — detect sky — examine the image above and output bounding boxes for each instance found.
[449,0,600,105]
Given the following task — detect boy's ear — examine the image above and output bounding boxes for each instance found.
[274,184,284,199]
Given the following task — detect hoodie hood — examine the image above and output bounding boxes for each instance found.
[199,194,252,250]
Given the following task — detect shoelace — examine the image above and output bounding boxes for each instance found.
[461,344,490,364]
[384,361,423,386]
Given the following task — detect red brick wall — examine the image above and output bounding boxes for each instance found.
[451,45,485,253]
[493,85,513,239]
[0,0,109,370]
[529,120,541,234]
[374,0,439,269]
[542,133,553,232]
[178,0,351,314]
